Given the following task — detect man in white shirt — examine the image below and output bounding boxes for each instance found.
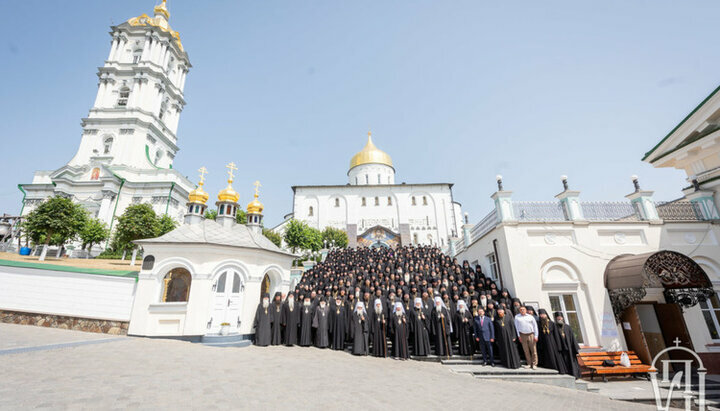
[514,305,539,369]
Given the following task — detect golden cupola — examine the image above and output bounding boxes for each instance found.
[217,162,240,203]
[349,132,393,170]
[247,181,264,214]
[188,166,209,204]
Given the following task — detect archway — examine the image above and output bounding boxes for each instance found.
[261,273,271,297]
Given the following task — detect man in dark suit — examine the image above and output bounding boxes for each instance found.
[473,308,495,366]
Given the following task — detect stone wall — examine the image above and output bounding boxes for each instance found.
[0,310,128,335]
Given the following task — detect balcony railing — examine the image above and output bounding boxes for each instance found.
[656,201,704,221]
[514,202,566,221]
[581,201,639,221]
[470,209,498,242]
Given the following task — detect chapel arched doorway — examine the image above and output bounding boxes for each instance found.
[604,250,713,369]
[208,269,244,334]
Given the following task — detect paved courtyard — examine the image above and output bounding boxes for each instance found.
[0,323,651,410]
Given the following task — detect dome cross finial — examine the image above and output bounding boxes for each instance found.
[226,162,238,182]
[198,166,208,184]
[253,180,262,198]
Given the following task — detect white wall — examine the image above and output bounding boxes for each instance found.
[0,265,137,322]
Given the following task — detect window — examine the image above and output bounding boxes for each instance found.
[232,273,241,293]
[334,198,340,207]
[377,174,381,184]
[154,150,162,165]
[486,253,499,281]
[132,49,142,63]
[308,206,314,217]
[423,196,428,206]
[162,268,191,302]
[355,176,358,185]
[411,197,416,206]
[215,273,226,293]
[387,196,392,206]
[700,292,720,341]
[361,197,366,207]
[103,137,113,154]
[365,175,369,184]
[117,87,130,106]
[141,255,155,270]
[374,197,379,206]
[159,99,168,120]
[549,294,585,345]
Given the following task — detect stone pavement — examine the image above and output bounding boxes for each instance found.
[0,323,652,410]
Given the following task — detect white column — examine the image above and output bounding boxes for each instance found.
[93,81,105,107]
[140,36,151,61]
[116,38,127,63]
[108,38,119,61]
[179,70,187,91]
[128,79,141,108]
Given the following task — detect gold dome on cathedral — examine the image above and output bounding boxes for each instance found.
[349,132,393,170]
[218,184,239,203]
[188,182,209,204]
[247,194,264,214]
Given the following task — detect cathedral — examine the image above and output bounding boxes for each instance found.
[19,1,194,244]
[279,132,464,249]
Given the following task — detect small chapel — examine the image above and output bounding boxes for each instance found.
[128,164,295,341]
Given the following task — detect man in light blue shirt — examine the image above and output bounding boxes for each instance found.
[514,305,539,369]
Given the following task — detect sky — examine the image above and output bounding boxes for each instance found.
[1,0,719,227]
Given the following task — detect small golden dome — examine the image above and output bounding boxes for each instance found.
[189,166,209,204]
[154,0,170,19]
[247,181,263,214]
[349,132,393,170]
[217,162,240,203]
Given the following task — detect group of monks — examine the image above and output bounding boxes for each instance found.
[253,245,580,377]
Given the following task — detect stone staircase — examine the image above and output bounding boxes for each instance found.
[200,333,251,348]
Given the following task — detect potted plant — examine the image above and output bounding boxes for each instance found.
[220,322,231,336]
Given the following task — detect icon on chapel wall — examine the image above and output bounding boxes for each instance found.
[91,167,100,180]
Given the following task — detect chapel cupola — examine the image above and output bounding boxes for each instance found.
[348,132,395,185]
[216,162,240,228]
[184,166,209,225]
[246,181,264,234]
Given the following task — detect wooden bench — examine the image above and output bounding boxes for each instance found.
[577,351,651,382]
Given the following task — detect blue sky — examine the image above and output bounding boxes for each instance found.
[1,1,719,227]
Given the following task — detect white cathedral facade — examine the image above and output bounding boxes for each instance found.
[19,1,194,236]
[279,133,464,249]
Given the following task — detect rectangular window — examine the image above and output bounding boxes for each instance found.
[361,197,366,207]
[486,253,498,281]
[549,294,586,345]
[387,196,392,206]
[374,197,379,206]
[699,292,720,341]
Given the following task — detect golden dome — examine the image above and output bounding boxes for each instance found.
[217,162,240,203]
[189,166,209,204]
[247,181,264,214]
[127,0,183,52]
[349,132,393,170]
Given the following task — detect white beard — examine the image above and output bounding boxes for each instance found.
[404,274,410,282]
[288,301,294,309]
[303,301,311,307]
[262,300,269,308]
[375,307,382,314]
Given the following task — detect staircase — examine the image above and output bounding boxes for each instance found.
[200,333,251,348]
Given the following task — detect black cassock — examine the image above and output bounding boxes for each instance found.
[409,308,432,356]
[270,303,283,345]
[430,306,452,357]
[537,319,565,372]
[253,304,272,347]
[494,315,521,369]
[281,302,300,346]
[454,309,474,356]
[299,305,314,347]
[313,305,330,348]
[350,311,369,355]
[330,306,347,350]
[556,322,581,378]
[390,313,409,359]
[369,310,388,357]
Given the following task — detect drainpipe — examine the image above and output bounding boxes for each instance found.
[492,239,504,290]
[106,174,126,249]
[165,182,175,215]
[17,185,26,216]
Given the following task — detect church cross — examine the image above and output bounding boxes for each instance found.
[253,180,261,197]
[673,337,682,347]
[226,162,238,181]
[198,166,208,184]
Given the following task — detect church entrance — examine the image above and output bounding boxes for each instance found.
[357,225,400,248]
[209,270,244,334]
[605,250,713,371]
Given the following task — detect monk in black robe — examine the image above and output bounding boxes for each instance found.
[313,298,330,348]
[537,309,564,372]
[430,296,452,357]
[329,297,347,350]
[299,297,314,347]
[409,297,431,356]
[253,294,272,346]
[281,293,300,345]
[555,312,581,378]
[390,302,409,359]
[370,299,388,357]
[350,302,369,355]
[270,292,283,345]
[494,308,521,369]
[454,300,474,356]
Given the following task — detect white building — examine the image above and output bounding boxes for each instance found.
[129,168,294,341]
[19,1,194,239]
[453,85,720,372]
[279,133,464,249]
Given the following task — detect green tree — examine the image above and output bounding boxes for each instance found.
[236,209,247,225]
[204,209,217,220]
[283,219,309,253]
[113,204,160,252]
[80,218,109,252]
[305,227,323,252]
[22,196,88,260]
[262,228,282,248]
[321,227,349,248]
[156,214,177,236]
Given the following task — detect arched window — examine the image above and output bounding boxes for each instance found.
[377,174,381,184]
[423,196,428,206]
[387,196,392,206]
[141,255,155,270]
[103,137,113,154]
[361,197,367,207]
[374,197,379,206]
[162,268,192,302]
[411,196,417,206]
[334,198,340,207]
[159,99,168,120]
[117,87,130,107]
[155,150,163,165]
[355,176,358,185]
[132,49,142,64]
[365,174,369,184]
[308,206,314,217]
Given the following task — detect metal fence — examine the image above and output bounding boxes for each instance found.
[470,209,498,242]
[513,202,566,221]
[656,201,704,221]
[581,201,639,221]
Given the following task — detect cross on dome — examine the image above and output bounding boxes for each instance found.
[198,166,208,184]
[254,180,262,196]
[226,162,238,182]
